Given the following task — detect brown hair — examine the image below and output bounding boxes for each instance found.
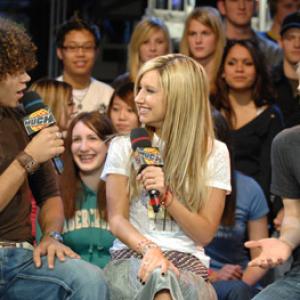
[61,111,115,219]
[0,17,37,80]
[212,39,274,128]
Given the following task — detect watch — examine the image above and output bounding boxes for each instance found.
[16,151,40,175]
[47,231,64,243]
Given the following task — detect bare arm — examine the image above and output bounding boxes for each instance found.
[242,216,268,285]
[107,173,179,283]
[106,173,145,250]
[139,166,226,246]
[166,187,226,246]
[38,196,65,235]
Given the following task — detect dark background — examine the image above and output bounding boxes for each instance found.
[0,0,217,83]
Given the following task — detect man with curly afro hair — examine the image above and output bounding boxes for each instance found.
[0,17,109,300]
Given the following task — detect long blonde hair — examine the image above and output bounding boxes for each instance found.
[30,78,72,130]
[128,17,171,83]
[180,7,225,94]
[133,54,214,212]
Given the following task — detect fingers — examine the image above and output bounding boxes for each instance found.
[33,238,80,270]
[47,245,56,269]
[26,126,65,162]
[33,246,43,268]
[138,167,165,193]
[63,247,80,259]
[244,240,261,249]
[249,257,283,269]
[138,257,179,284]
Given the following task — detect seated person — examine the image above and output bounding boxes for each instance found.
[102,54,231,300]
[56,17,114,113]
[206,114,269,300]
[0,16,108,300]
[107,81,139,134]
[60,112,115,268]
[211,39,284,213]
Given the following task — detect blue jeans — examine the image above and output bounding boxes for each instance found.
[0,248,109,300]
[212,280,253,300]
[252,263,300,300]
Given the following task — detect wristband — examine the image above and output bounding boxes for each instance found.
[16,151,40,175]
[45,231,64,243]
[136,239,160,256]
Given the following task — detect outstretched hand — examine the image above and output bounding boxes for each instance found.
[245,237,292,269]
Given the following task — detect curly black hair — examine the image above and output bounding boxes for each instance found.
[0,17,37,80]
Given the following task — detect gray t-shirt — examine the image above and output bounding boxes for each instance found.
[271,125,300,263]
[271,126,300,198]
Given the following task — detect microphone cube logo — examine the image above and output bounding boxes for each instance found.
[23,108,56,135]
[132,147,164,173]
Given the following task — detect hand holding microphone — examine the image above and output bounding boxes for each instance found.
[130,128,164,213]
[24,125,64,164]
[22,91,64,174]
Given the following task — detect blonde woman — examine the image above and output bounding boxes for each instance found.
[114,16,171,85]
[180,7,225,94]
[30,78,76,131]
[102,54,231,299]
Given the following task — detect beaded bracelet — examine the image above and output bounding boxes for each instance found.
[136,239,160,256]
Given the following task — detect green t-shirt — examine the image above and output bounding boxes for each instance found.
[62,183,115,268]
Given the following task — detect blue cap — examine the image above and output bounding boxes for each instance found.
[280,11,300,36]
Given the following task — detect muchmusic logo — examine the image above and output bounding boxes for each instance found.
[23,108,56,135]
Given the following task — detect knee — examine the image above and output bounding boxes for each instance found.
[70,259,106,285]
[213,280,251,300]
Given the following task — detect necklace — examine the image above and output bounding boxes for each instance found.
[72,82,92,111]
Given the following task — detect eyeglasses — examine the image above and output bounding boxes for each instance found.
[62,44,96,53]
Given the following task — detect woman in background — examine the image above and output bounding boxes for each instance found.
[113,16,171,85]
[107,81,139,134]
[211,39,283,209]
[30,78,76,132]
[60,111,115,268]
[180,6,225,94]
[206,113,269,300]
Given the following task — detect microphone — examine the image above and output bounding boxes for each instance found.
[22,91,64,174]
[130,128,164,213]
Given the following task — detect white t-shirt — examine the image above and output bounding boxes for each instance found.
[57,76,114,113]
[101,135,231,267]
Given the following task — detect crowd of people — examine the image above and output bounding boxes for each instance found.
[1,1,300,299]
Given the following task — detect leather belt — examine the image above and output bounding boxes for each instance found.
[0,241,34,250]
